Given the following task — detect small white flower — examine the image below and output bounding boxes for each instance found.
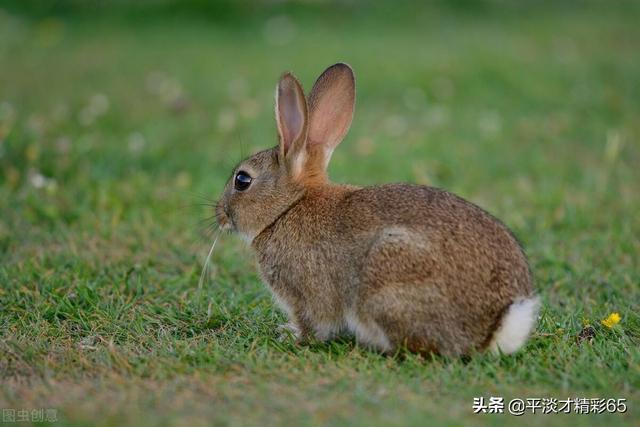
[89,93,110,116]
[29,172,47,188]
[383,115,408,137]
[29,170,57,191]
[478,110,502,136]
[217,108,237,133]
[403,87,426,111]
[264,15,296,46]
[128,132,146,153]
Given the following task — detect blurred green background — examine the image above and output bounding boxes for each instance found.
[1,1,639,426]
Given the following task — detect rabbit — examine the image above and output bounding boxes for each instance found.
[215,63,539,356]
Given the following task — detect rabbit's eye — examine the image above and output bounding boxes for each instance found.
[234,171,253,191]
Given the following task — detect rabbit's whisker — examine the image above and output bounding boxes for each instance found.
[198,227,222,291]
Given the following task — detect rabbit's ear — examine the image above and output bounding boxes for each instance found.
[275,72,308,177]
[307,63,355,168]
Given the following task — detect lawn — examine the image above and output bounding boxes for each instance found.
[1,1,639,426]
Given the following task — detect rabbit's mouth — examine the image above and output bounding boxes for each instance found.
[215,201,235,232]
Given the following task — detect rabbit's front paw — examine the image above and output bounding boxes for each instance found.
[276,322,302,342]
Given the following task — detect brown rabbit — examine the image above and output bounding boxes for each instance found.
[215,63,539,356]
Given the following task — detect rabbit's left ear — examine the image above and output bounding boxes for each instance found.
[307,63,355,169]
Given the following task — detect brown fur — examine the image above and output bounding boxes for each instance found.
[216,64,535,356]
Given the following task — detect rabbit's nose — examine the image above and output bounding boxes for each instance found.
[215,202,229,227]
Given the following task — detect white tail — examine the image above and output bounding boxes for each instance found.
[489,296,540,354]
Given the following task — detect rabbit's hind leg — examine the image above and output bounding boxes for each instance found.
[353,227,461,355]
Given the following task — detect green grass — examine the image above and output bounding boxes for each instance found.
[1,1,639,426]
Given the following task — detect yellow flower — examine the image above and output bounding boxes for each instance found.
[601,312,621,328]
